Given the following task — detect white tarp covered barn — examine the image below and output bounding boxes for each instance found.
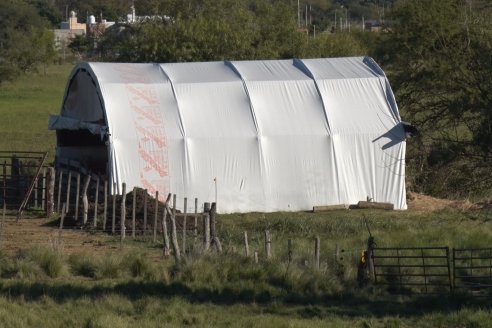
[49,57,408,212]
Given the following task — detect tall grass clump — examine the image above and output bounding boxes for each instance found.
[123,252,160,280]
[0,251,14,278]
[68,253,98,278]
[16,247,66,278]
[96,255,123,279]
[176,252,345,302]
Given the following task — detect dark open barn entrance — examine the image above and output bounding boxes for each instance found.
[0,151,48,216]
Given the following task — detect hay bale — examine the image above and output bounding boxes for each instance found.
[356,201,394,210]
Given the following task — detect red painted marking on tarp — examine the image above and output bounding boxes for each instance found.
[138,148,168,177]
[141,178,169,199]
[127,85,159,105]
[129,101,163,125]
[135,123,167,148]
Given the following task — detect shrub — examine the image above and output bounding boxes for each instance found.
[68,253,98,278]
[0,251,14,278]
[16,247,66,278]
[96,256,123,279]
[14,259,44,279]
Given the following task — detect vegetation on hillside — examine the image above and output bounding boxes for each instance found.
[373,0,492,198]
[0,0,57,83]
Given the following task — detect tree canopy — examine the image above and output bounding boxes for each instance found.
[97,0,369,62]
[373,0,492,196]
[0,0,57,83]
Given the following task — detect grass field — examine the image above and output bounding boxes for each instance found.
[0,62,73,157]
[1,64,492,327]
[0,206,491,327]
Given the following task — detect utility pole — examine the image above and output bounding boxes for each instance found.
[305,5,308,27]
[309,5,312,26]
[297,0,300,27]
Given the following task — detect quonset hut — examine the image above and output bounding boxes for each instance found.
[49,57,408,213]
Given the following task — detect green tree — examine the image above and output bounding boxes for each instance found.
[303,31,368,58]
[99,0,307,62]
[0,0,56,83]
[374,0,492,197]
[68,34,90,58]
[33,28,58,74]
[28,0,63,26]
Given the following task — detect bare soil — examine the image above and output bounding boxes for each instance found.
[1,192,489,256]
[407,191,491,212]
[0,216,118,256]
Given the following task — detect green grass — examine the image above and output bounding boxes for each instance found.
[1,208,492,326]
[1,63,492,326]
[0,62,74,159]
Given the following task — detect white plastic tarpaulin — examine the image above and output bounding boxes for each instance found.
[51,57,407,212]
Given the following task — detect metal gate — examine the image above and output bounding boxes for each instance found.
[453,248,492,297]
[372,247,452,294]
[0,151,48,212]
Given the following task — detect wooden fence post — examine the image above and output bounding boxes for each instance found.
[65,171,71,213]
[58,203,66,241]
[112,182,116,234]
[244,231,250,257]
[213,236,222,253]
[74,173,80,221]
[203,215,210,252]
[161,193,171,257]
[2,162,5,208]
[367,236,375,281]
[56,170,63,213]
[132,187,136,239]
[41,168,46,211]
[288,239,293,264]
[103,180,108,231]
[143,189,148,235]
[0,202,5,246]
[182,197,187,253]
[173,194,177,216]
[153,190,159,243]
[203,202,210,250]
[194,198,198,239]
[169,194,181,261]
[46,167,55,217]
[265,230,271,259]
[120,183,126,246]
[93,177,99,227]
[315,236,320,269]
[34,176,38,208]
[2,162,5,210]
[82,175,90,225]
[210,202,216,240]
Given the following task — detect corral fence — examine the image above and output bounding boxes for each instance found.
[0,151,48,214]
[3,158,492,294]
[453,248,492,297]
[372,247,452,294]
[371,245,492,296]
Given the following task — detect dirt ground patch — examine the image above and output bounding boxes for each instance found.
[407,191,490,212]
[0,216,141,257]
[2,192,489,256]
